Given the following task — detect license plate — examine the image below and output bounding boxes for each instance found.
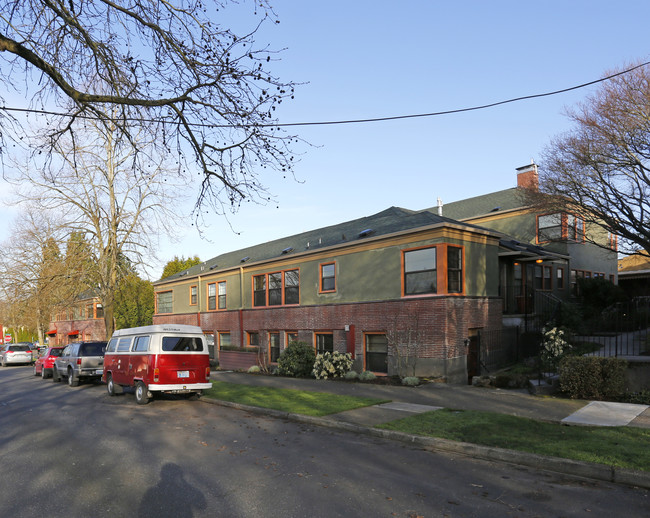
[177,370,189,378]
[95,369,103,375]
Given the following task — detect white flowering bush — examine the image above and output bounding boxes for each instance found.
[312,351,354,379]
[540,327,572,372]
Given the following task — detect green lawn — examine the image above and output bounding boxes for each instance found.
[203,381,390,417]
[377,408,650,471]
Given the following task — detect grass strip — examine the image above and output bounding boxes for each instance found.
[203,381,390,417]
[377,408,650,471]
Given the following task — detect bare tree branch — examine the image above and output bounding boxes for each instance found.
[0,0,299,215]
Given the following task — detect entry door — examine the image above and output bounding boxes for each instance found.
[365,334,388,373]
[467,330,480,384]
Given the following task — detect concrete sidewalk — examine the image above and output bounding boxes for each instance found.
[205,371,650,489]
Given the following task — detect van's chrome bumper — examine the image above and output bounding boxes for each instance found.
[148,382,212,391]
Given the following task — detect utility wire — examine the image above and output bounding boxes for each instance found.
[1,61,649,128]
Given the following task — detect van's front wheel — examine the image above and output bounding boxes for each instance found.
[135,381,150,405]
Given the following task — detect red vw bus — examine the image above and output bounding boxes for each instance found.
[103,324,211,404]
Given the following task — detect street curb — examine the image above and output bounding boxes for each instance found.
[201,397,650,489]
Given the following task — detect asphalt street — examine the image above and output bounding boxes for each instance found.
[1,365,649,517]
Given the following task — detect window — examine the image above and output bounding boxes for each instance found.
[247,332,260,347]
[269,332,280,362]
[190,285,198,306]
[537,213,563,242]
[404,247,437,295]
[218,332,231,348]
[320,262,336,292]
[534,265,543,290]
[269,272,282,306]
[538,213,585,243]
[447,247,463,293]
[218,281,227,309]
[162,336,203,352]
[286,331,298,346]
[86,304,94,319]
[543,266,552,290]
[156,291,172,314]
[133,336,151,352]
[106,338,118,353]
[315,333,333,355]
[567,214,585,241]
[365,334,388,373]
[557,267,565,289]
[253,269,300,307]
[95,303,104,318]
[117,337,133,352]
[253,275,266,307]
[284,270,300,304]
[208,283,216,311]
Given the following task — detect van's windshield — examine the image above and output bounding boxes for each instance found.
[162,336,204,352]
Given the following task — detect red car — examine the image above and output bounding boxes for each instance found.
[33,346,65,379]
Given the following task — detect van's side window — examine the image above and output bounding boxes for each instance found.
[117,337,133,352]
[133,336,151,352]
[162,336,204,352]
[106,338,118,353]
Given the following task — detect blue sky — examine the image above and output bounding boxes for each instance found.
[1,1,649,278]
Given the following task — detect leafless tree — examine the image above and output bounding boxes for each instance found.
[10,116,184,338]
[0,0,298,216]
[528,62,650,257]
[0,211,75,343]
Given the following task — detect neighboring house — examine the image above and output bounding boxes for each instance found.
[47,290,107,345]
[152,163,619,382]
[153,207,505,382]
[618,254,650,298]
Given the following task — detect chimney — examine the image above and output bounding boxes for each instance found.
[437,197,443,216]
[516,160,538,190]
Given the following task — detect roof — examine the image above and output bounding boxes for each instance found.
[618,254,650,273]
[157,206,497,283]
[428,188,527,221]
[498,238,569,262]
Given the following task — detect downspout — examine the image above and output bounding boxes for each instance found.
[239,266,245,347]
[197,275,202,328]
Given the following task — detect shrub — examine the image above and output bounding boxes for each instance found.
[359,370,376,382]
[401,376,420,386]
[344,370,359,380]
[247,365,260,374]
[540,327,571,372]
[277,342,316,378]
[312,351,354,379]
[559,356,627,400]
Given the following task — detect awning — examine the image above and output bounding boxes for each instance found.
[46,329,57,335]
[68,330,79,336]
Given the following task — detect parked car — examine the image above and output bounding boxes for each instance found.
[52,341,107,387]
[33,346,65,378]
[103,324,211,404]
[1,342,34,367]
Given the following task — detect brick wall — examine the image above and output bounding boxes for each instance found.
[154,296,503,378]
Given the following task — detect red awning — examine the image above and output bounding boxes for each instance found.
[68,330,79,336]
[46,329,57,335]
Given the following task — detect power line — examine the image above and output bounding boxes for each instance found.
[2,61,649,128]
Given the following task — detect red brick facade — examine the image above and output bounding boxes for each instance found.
[47,318,107,346]
[154,295,503,381]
